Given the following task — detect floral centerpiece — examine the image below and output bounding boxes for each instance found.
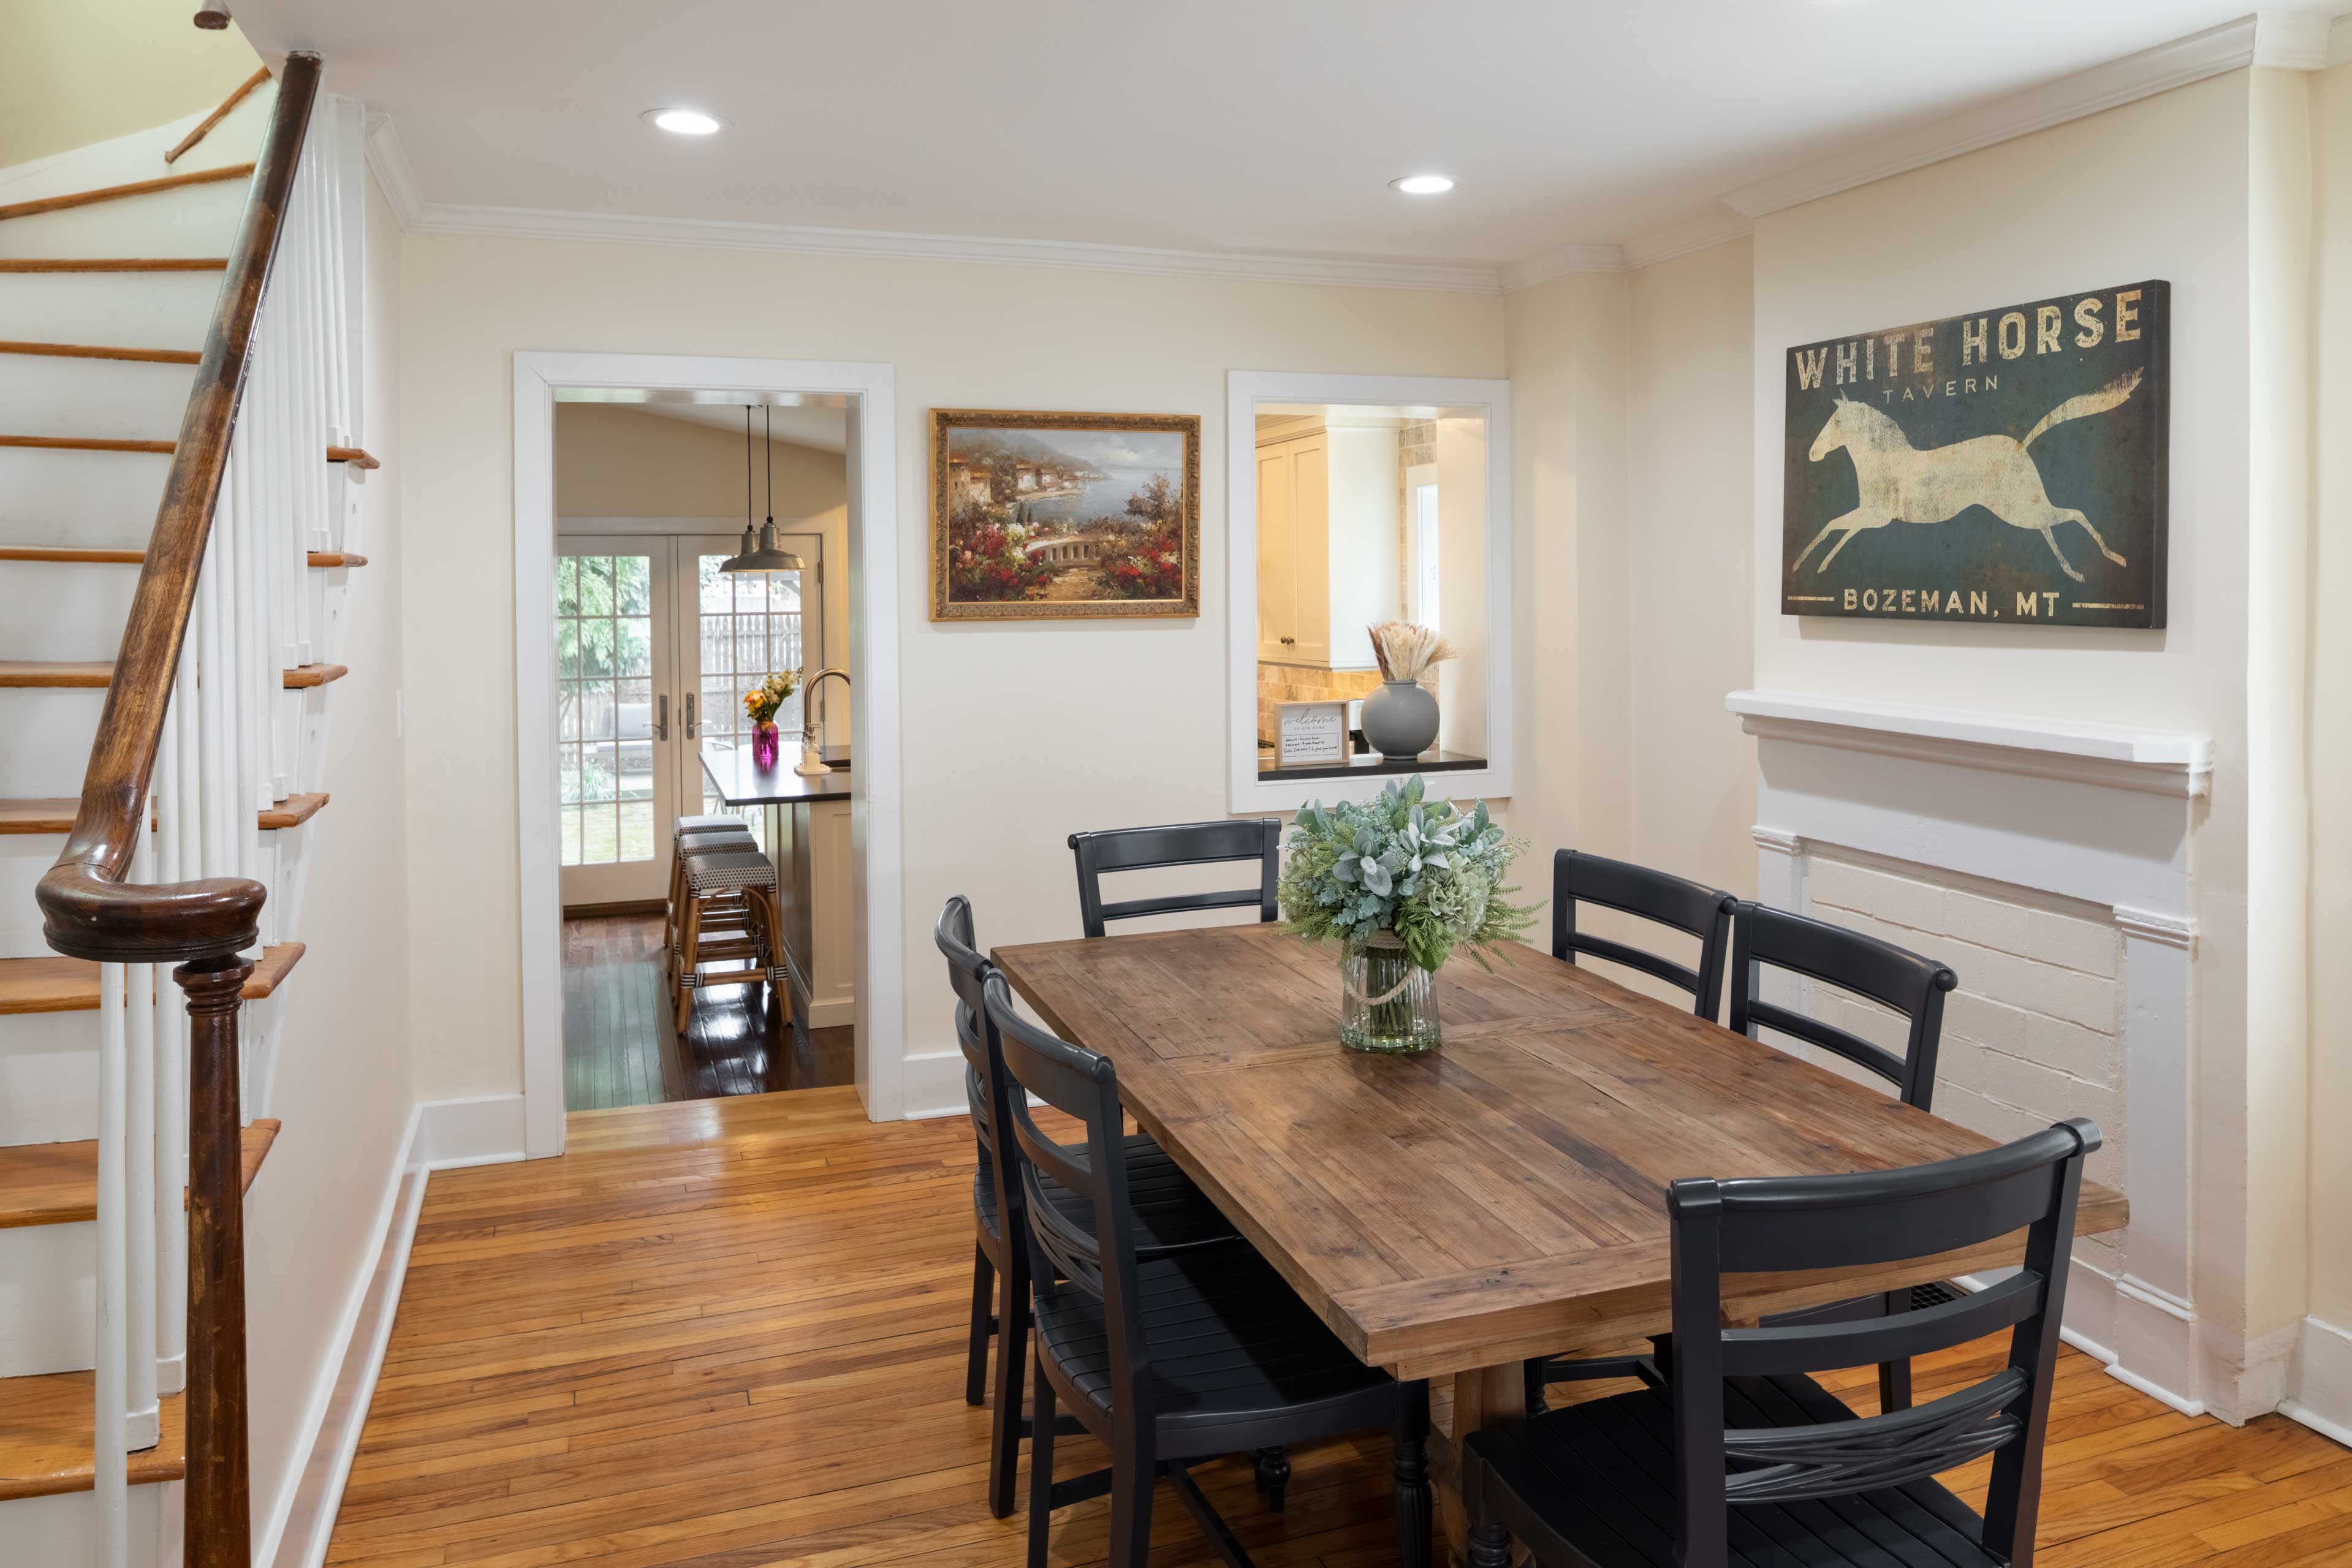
[743,669,800,767]
[1277,776,1533,1053]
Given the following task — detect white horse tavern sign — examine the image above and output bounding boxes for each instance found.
[1781,281,2168,627]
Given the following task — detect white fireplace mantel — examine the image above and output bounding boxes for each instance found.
[1726,689,2213,799]
[1731,683,2210,1417]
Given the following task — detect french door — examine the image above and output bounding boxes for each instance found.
[555,537,677,906]
[555,532,825,906]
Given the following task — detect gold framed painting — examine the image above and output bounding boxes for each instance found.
[930,408,1201,621]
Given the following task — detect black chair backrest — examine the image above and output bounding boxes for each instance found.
[936,896,1019,1228]
[1728,901,1957,1109]
[1068,819,1281,939]
[1552,849,1736,1019]
[982,972,1151,1416]
[1666,1118,2097,1565]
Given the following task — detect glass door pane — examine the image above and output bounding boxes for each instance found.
[680,535,822,840]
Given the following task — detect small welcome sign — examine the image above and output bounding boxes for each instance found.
[1781,281,2168,628]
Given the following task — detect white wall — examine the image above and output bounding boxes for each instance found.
[1628,237,1757,904]
[1504,270,1631,900]
[0,1,262,169]
[2302,47,2352,1419]
[393,235,1503,1108]
[245,170,416,1549]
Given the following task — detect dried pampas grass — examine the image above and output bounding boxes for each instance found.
[1368,621,1455,682]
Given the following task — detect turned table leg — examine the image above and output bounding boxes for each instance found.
[1434,1362,1526,1566]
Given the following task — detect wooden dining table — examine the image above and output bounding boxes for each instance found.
[990,921,2129,1553]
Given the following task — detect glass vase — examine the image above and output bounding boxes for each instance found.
[1338,933,1441,1054]
[751,722,781,768]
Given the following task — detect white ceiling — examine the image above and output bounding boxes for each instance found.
[233,2,2342,275]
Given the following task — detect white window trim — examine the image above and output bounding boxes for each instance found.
[515,352,903,1154]
[1225,370,1514,813]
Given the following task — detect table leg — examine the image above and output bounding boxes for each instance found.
[1435,1362,1525,1566]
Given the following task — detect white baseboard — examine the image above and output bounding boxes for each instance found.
[901,1048,972,1120]
[2281,1315,2352,1447]
[257,1094,512,1568]
[412,1093,528,1169]
[1957,1260,2209,1418]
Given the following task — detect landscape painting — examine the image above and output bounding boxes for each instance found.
[930,408,1200,620]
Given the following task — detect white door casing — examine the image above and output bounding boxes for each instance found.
[515,352,901,1156]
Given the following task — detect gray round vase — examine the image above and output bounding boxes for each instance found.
[1360,679,1439,759]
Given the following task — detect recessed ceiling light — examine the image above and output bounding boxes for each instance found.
[645,108,726,136]
[1390,174,1455,195]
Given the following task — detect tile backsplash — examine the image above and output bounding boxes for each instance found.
[1257,663,1435,746]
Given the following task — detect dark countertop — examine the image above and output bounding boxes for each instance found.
[1255,746,1488,783]
[701,742,853,805]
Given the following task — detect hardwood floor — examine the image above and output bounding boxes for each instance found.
[561,912,851,1110]
[325,1089,2352,1568]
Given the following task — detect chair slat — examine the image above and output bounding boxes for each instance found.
[1069,819,1281,938]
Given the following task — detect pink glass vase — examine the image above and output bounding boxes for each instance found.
[751,722,781,768]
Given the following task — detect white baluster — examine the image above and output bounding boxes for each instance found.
[157,682,192,1394]
[126,831,159,1453]
[96,960,128,1568]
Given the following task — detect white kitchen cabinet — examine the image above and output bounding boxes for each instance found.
[1255,417,1402,671]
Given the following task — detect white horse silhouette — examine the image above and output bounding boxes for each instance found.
[1795,369,2142,582]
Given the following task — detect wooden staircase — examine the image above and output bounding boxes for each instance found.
[0,48,368,1567]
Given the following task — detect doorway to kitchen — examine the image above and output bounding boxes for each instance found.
[534,384,866,1117]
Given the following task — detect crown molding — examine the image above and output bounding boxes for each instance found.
[1721,15,2271,220]
[362,113,424,230]
[2253,10,2333,68]
[1620,206,1754,270]
[361,120,1503,294]
[1497,241,1626,292]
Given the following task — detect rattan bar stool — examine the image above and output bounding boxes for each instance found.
[671,848,789,1031]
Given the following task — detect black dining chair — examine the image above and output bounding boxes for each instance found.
[1463,1119,2100,1568]
[1730,900,1962,1412]
[936,897,1238,1519]
[1525,851,1737,1411]
[1068,819,1282,938]
[1552,849,1737,1020]
[983,971,1432,1568]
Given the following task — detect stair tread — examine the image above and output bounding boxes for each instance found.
[0,944,305,1015]
[0,1119,277,1230]
[0,161,254,224]
[0,795,328,835]
[0,1376,185,1501]
[0,1124,276,1499]
[0,258,228,273]
[0,340,200,365]
[0,544,364,567]
[254,792,329,830]
[0,662,349,689]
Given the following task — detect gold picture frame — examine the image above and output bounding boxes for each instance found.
[930,407,1201,621]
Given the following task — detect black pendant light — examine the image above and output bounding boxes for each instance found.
[719,403,806,574]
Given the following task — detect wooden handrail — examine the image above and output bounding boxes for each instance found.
[32,51,322,1568]
[36,53,317,967]
[165,66,272,165]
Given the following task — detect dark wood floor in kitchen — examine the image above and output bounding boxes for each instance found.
[560,912,852,1110]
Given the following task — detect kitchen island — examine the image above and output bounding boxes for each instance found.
[701,742,854,1030]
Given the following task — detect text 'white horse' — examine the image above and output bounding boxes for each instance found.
[1796,368,2143,583]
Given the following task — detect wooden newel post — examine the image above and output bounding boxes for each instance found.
[177,952,254,1568]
